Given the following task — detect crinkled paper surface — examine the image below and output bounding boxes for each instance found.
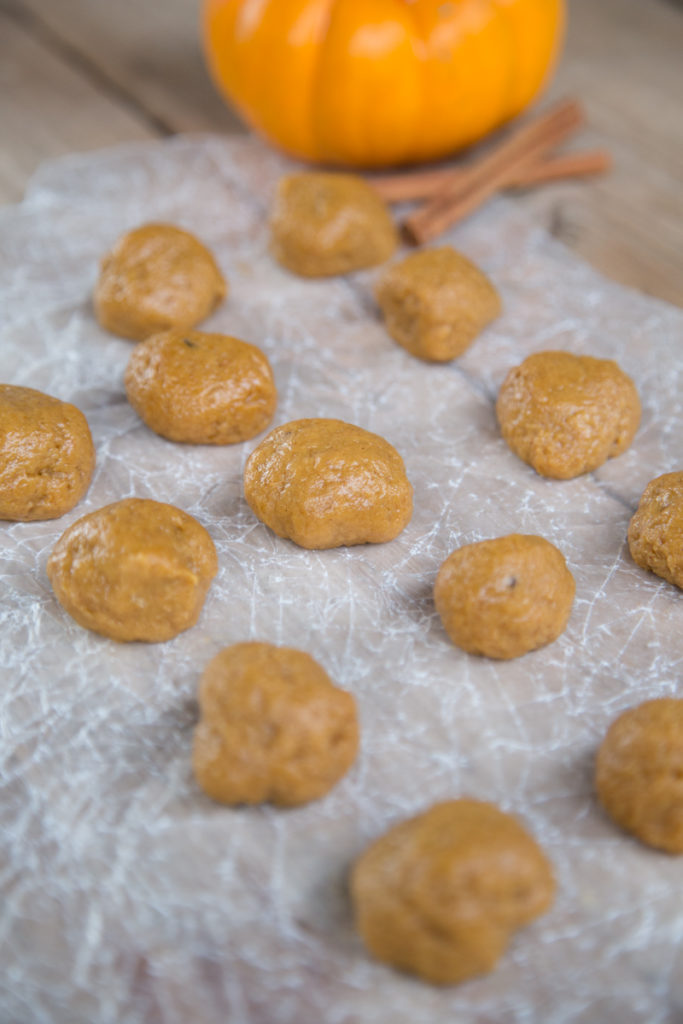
[1,136,682,1024]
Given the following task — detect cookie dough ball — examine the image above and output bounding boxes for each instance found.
[47,498,217,642]
[628,472,683,590]
[270,173,398,277]
[496,351,641,479]
[375,247,501,362]
[193,642,359,806]
[0,384,95,522]
[596,698,683,853]
[434,534,575,660]
[94,223,227,341]
[244,418,413,549]
[351,799,555,985]
[124,329,276,444]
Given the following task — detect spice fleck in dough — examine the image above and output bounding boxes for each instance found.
[434,534,575,660]
[351,799,555,985]
[47,498,217,642]
[375,246,501,362]
[244,418,413,549]
[193,642,359,807]
[0,384,95,522]
[270,173,398,277]
[628,472,683,590]
[496,350,640,479]
[596,698,683,853]
[124,329,277,444]
[94,223,227,341]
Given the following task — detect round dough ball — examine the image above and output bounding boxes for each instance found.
[628,472,683,590]
[434,534,575,660]
[193,642,359,806]
[124,329,277,444]
[351,799,555,985]
[46,498,217,642]
[270,173,398,277]
[596,698,683,853]
[0,384,95,521]
[94,223,227,341]
[243,418,413,549]
[375,246,501,362]
[496,351,641,479]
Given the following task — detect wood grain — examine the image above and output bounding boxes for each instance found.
[1,0,682,306]
[4,0,243,134]
[524,0,683,305]
[0,7,156,202]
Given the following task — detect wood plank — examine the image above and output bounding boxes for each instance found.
[0,7,156,203]
[514,0,683,305]
[6,0,244,135]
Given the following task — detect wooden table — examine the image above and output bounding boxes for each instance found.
[1,0,682,306]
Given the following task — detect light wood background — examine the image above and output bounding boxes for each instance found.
[1,0,682,306]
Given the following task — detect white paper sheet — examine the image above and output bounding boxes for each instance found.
[1,135,682,1024]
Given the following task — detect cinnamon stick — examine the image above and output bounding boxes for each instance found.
[371,149,611,203]
[505,149,612,188]
[403,98,585,245]
[372,167,468,204]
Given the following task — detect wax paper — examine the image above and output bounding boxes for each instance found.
[0,135,682,1024]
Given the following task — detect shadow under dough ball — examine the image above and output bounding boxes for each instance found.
[375,246,501,362]
[628,471,683,590]
[124,329,277,444]
[94,223,227,341]
[270,173,398,277]
[351,799,555,985]
[243,418,413,549]
[193,642,359,807]
[496,350,641,479]
[434,534,575,660]
[596,698,683,853]
[0,384,95,521]
[47,498,217,642]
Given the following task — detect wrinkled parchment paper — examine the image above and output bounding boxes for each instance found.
[1,136,682,1024]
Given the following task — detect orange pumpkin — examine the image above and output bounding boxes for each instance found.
[203,0,566,169]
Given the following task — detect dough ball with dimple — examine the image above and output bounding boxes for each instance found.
[375,246,501,362]
[124,329,277,444]
[244,418,413,549]
[496,351,640,479]
[47,498,217,642]
[270,173,398,277]
[596,698,683,853]
[434,534,575,660]
[351,799,555,985]
[0,384,95,521]
[193,642,359,807]
[628,472,683,590]
[94,223,227,341]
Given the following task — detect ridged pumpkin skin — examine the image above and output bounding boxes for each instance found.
[203,0,566,169]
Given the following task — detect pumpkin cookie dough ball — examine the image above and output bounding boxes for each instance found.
[628,472,683,590]
[124,329,276,444]
[193,642,359,807]
[244,418,413,549]
[375,246,501,362]
[496,351,640,479]
[270,173,398,277]
[596,698,683,853]
[434,534,575,660]
[47,498,217,642]
[351,799,555,985]
[0,384,95,522]
[94,223,227,341]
